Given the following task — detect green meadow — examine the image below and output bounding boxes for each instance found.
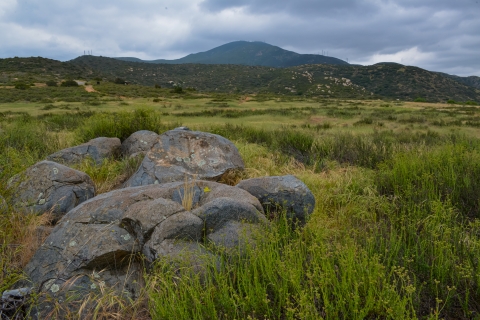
[1,84,480,319]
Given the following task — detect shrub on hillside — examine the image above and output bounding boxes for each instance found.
[45,80,57,87]
[414,97,426,102]
[60,80,79,87]
[171,86,184,94]
[14,82,30,90]
[447,99,456,104]
[114,78,127,85]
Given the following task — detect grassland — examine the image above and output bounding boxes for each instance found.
[2,86,480,319]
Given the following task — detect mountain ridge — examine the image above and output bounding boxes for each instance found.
[115,41,349,67]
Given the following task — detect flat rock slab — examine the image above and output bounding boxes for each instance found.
[124,129,245,187]
[236,175,315,223]
[47,137,121,165]
[121,130,159,158]
[22,180,266,317]
[8,160,95,220]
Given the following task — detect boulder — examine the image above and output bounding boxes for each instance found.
[236,175,315,223]
[22,180,266,316]
[8,161,95,220]
[47,137,121,165]
[124,129,244,187]
[121,130,159,158]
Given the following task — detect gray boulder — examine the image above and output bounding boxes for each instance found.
[22,180,266,316]
[8,161,95,220]
[121,130,159,158]
[47,137,121,165]
[236,175,315,223]
[124,129,245,187]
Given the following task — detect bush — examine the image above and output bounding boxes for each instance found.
[60,80,79,87]
[114,78,127,85]
[154,84,161,89]
[465,101,478,106]
[171,86,184,94]
[14,82,29,90]
[447,99,456,104]
[414,97,426,102]
[75,108,177,142]
[45,80,57,87]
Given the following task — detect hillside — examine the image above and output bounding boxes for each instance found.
[1,55,479,103]
[437,72,480,89]
[0,56,92,84]
[69,56,480,102]
[115,41,349,67]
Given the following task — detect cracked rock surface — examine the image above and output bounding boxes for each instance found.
[8,160,95,220]
[124,129,245,187]
[23,180,266,316]
[47,137,121,165]
[236,175,316,224]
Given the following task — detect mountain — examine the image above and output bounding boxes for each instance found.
[68,56,479,102]
[115,41,349,67]
[1,55,479,103]
[436,72,480,89]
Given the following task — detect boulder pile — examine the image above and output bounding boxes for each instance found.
[4,127,315,317]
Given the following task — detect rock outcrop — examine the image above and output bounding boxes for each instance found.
[8,161,95,220]
[236,175,315,223]
[121,130,159,158]
[23,181,266,316]
[124,129,244,187]
[47,137,121,165]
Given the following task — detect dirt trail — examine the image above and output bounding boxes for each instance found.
[84,85,97,93]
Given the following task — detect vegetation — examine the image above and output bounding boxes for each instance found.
[2,83,480,318]
[1,55,479,102]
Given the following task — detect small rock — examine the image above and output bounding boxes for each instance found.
[47,137,121,165]
[236,175,315,224]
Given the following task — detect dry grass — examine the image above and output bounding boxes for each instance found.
[179,175,196,211]
[0,211,52,290]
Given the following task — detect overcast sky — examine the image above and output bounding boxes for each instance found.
[1,0,479,76]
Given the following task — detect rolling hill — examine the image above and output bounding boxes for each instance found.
[0,55,479,103]
[115,41,349,67]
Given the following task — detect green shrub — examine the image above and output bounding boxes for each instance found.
[45,80,57,87]
[14,82,29,90]
[114,78,126,84]
[447,99,456,104]
[465,101,478,106]
[414,97,426,102]
[171,86,184,94]
[75,108,177,142]
[60,80,79,87]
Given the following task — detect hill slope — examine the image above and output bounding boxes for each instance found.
[1,56,478,103]
[115,41,348,67]
[69,56,480,102]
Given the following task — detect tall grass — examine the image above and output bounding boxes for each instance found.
[2,107,480,318]
[75,108,178,142]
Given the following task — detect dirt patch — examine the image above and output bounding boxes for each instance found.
[84,85,97,93]
[239,96,252,104]
[34,83,47,87]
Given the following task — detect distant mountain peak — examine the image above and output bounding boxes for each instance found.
[115,41,348,68]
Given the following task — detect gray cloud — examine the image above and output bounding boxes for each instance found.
[0,0,479,76]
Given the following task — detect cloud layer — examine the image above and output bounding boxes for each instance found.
[1,0,479,76]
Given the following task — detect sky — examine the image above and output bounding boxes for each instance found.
[1,0,479,76]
